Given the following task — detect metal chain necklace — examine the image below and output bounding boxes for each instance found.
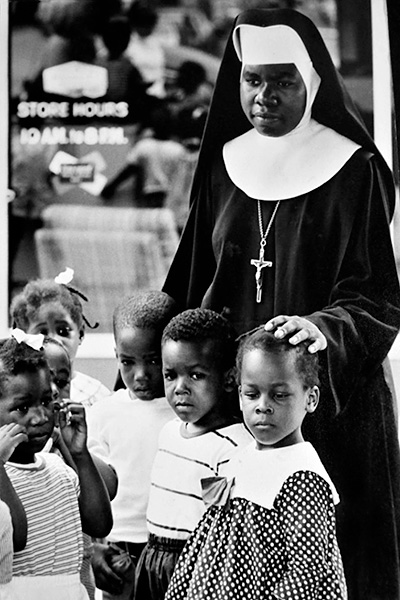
[250,199,281,303]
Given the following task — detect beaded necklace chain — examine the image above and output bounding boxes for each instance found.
[250,199,281,303]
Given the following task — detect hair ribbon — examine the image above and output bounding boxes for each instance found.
[54,267,74,285]
[54,266,99,330]
[11,328,44,351]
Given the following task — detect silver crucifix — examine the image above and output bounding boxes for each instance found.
[250,239,272,303]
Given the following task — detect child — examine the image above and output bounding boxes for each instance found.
[0,333,113,599]
[167,60,212,121]
[0,423,28,600]
[10,271,112,408]
[96,14,151,123]
[135,308,253,600]
[165,327,347,600]
[43,336,72,405]
[86,291,177,600]
[42,336,118,600]
[42,336,118,497]
[125,4,166,99]
[101,105,190,209]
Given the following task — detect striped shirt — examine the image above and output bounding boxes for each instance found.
[0,500,13,585]
[146,418,253,540]
[5,453,83,577]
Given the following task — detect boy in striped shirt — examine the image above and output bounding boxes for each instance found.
[134,309,253,600]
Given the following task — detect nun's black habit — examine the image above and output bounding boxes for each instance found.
[163,9,400,599]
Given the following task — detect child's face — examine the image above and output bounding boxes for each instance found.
[116,327,164,401]
[44,343,71,403]
[26,302,83,366]
[239,348,318,450]
[162,339,229,427]
[0,368,55,463]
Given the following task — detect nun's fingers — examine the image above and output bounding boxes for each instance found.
[289,325,327,353]
[264,315,292,332]
[265,315,327,353]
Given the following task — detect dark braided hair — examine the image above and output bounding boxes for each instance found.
[236,327,320,389]
[10,278,98,332]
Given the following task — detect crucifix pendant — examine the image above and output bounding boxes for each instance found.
[250,240,272,303]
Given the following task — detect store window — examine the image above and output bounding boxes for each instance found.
[8,0,397,334]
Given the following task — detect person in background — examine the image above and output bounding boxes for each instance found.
[176,0,213,50]
[134,308,253,600]
[96,14,153,126]
[167,60,213,119]
[125,3,166,99]
[87,291,177,600]
[165,328,347,600]
[162,9,400,599]
[101,105,194,209]
[0,333,112,599]
[10,270,112,408]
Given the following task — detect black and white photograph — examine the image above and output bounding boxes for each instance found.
[1,1,400,599]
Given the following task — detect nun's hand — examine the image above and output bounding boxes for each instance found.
[264,315,327,354]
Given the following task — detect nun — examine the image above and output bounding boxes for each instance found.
[163,8,400,600]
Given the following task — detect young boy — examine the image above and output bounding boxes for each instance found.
[0,334,112,600]
[134,308,253,600]
[165,328,346,600]
[86,291,177,599]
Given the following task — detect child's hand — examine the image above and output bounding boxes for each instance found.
[0,424,28,463]
[58,402,88,457]
[91,542,126,595]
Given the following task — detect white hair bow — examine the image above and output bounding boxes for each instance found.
[54,267,74,285]
[11,328,44,351]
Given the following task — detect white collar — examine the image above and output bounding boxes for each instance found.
[223,119,360,200]
[225,441,339,509]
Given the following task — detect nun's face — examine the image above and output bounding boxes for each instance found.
[240,63,307,137]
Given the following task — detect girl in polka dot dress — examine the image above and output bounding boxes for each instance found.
[165,328,347,599]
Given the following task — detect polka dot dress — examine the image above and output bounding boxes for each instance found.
[165,471,347,599]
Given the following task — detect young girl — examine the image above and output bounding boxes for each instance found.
[42,336,118,600]
[42,336,118,496]
[135,308,253,600]
[0,332,113,600]
[165,328,347,600]
[10,269,111,408]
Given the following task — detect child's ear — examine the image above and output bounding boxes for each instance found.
[223,367,237,393]
[78,326,85,344]
[305,386,319,413]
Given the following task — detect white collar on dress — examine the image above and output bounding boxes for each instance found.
[226,441,339,509]
[223,119,360,201]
